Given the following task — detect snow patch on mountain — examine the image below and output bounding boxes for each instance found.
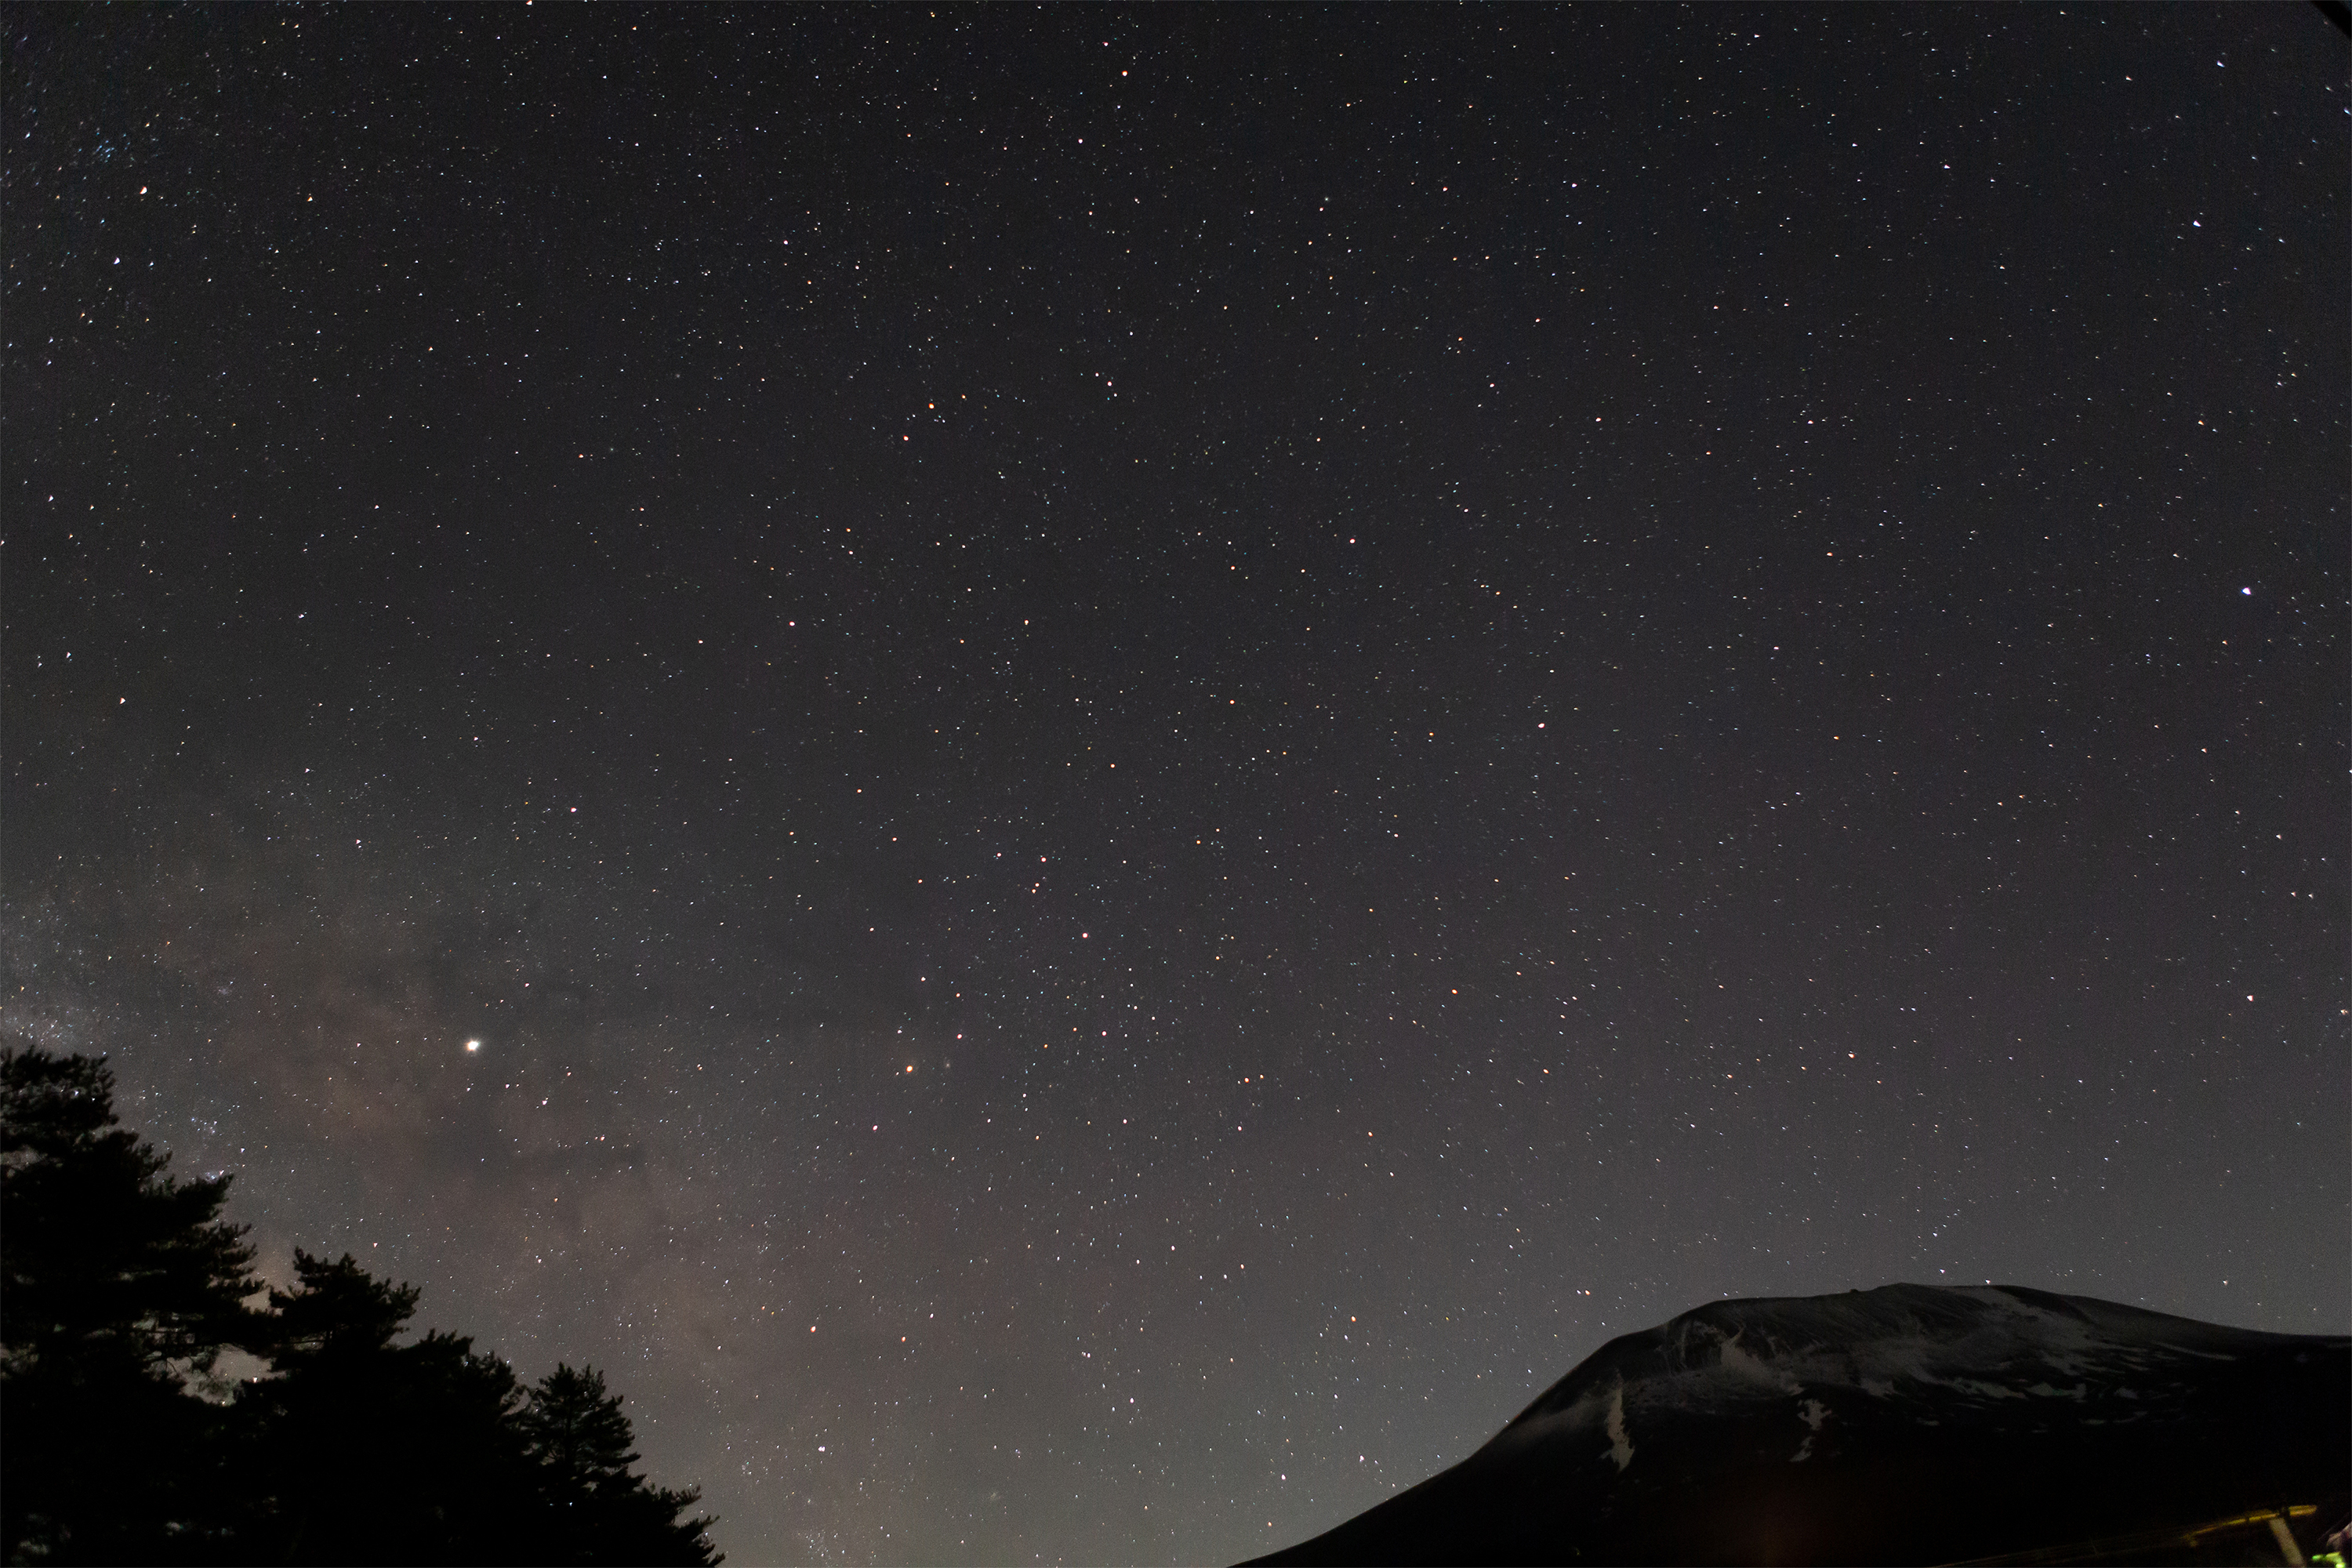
[1602,1385,1634,1472]
[1483,1283,2294,1470]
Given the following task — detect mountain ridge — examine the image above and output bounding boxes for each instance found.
[1249,1283,2349,1566]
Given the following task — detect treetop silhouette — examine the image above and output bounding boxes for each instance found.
[2,1045,720,1566]
[1,1047,266,1388]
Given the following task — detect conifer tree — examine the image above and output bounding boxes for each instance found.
[521,1364,722,1566]
[243,1250,539,1564]
[2,1045,265,1563]
[523,1363,642,1492]
[2,1049,721,1564]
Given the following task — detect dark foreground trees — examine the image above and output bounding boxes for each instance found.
[0,1046,266,1563]
[1,1047,720,1566]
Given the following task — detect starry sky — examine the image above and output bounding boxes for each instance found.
[5,7,2344,1563]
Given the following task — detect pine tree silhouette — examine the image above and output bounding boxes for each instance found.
[2,1046,266,1563]
[242,1249,544,1564]
[2,1049,724,1565]
[521,1364,723,1566]
[524,1364,642,1492]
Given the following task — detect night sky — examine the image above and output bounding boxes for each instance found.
[6,7,2344,1563]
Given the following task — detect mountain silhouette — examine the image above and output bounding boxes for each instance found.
[1249,1283,2348,1566]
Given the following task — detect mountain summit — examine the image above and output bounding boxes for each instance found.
[1250,1283,2347,1566]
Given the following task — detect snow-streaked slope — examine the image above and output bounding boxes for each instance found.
[1251,1284,2348,1566]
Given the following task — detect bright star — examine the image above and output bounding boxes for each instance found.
[465,1040,481,1053]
